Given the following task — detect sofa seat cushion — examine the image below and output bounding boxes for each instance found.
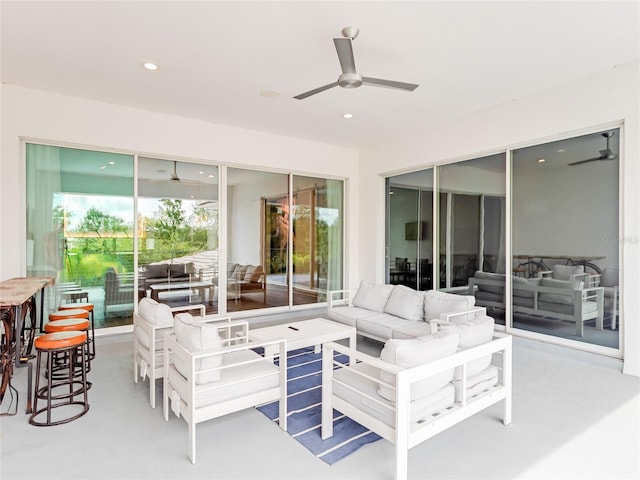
[392,321,433,339]
[452,365,498,401]
[378,331,459,402]
[357,313,411,340]
[538,299,598,316]
[352,281,395,313]
[327,306,380,328]
[168,349,279,408]
[383,285,425,322]
[173,313,222,384]
[424,290,476,321]
[475,291,504,304]
[333,362,455,429]
[538,278,583,305]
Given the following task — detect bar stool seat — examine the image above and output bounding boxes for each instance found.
[44,317,91,375]
[49,308,89,321]
[59,303,96,359]
[29,331,89,426]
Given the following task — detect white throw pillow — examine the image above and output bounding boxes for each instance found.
[424,290,475,321]
[173,313,222,384]
[352,281,394,313]
[383,285,424,321]
[552,264,584,281]
[138,297,173,326]
[377,331,459,402]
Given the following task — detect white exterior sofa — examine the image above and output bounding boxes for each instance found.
[327,281,489,342]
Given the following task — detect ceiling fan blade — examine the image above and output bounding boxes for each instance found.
[568,157,601,166]
[333,38,356,74]
[293,81,339,100]
[362,77,419,91]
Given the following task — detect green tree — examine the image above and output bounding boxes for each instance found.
[153,199,186,257]
[77,207,128,253]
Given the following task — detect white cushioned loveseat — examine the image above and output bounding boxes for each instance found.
[327,281,488,342]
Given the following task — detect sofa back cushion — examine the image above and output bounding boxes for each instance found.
[440,315,495,379]
[424,290,476,321]
[552,264,584,281]
[473,271,505,295]
[244,265,264,282]
[138,297,173,326]
[352,281,394,313]
[512,276,539,299]
[169,263,189,278]
[383,285,424,322]
[173,313,222,384]
[227,263,239,277]
[145,263,168,279]
[539,277,583,305]
[378,331,459,402]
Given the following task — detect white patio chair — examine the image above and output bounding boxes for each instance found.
[133,297,224,408]
[163,313,287,463]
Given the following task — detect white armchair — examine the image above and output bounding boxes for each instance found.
[321,330,512,480]
[133,297,222,408]
[163,313,288,463]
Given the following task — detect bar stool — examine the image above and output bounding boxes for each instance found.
[58,303,96,359]
[29,331,89,426]
[44,317,91,375]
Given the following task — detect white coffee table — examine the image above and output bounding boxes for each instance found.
[248,318,356,358]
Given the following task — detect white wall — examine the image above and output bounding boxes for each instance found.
[0,85,360,286]
[360,61,640,376]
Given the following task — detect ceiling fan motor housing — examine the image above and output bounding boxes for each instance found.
[338,72,363,88]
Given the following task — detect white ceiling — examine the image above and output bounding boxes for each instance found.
[2,1,639,150]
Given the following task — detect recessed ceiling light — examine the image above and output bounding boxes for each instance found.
[260,89,280,98]
[343,113,353,119]
[208,174,215,178]
[557,149,565,153]
[199,171,204,175]
[143,62,158,71]
[537,158,546,163]
[99,165,106,169]
[108,161,115,165]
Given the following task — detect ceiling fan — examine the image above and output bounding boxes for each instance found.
[293,26,419,100]
[569,132,618,166]
[149,161,206,185]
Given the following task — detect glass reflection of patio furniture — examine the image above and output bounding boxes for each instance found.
[515,255,605,278]
[103,268,136,317]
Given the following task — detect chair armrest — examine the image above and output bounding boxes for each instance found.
[438,307,487,322]
[574,273,601,287]
[537,270,552,278]
[327,289,357,309]
[170,304,206,317]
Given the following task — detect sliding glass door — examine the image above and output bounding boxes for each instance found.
[511,129,620,347]
[386,169,433,290]
[26,144,134,328]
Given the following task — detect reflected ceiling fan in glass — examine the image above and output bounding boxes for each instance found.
[569,132,618,166]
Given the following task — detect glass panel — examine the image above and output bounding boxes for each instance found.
[291,176,344,305]
[511,129,619,347]
[228,168,289,312]
[386,169,433,290]
[137,157,218,315]
[437,155,506,300]
[26,144,134,328]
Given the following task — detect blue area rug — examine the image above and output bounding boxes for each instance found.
[257,347,381,465]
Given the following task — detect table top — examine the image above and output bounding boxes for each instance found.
[149,280,212,290]
[0,276,55,307]
[248,318,355,345]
